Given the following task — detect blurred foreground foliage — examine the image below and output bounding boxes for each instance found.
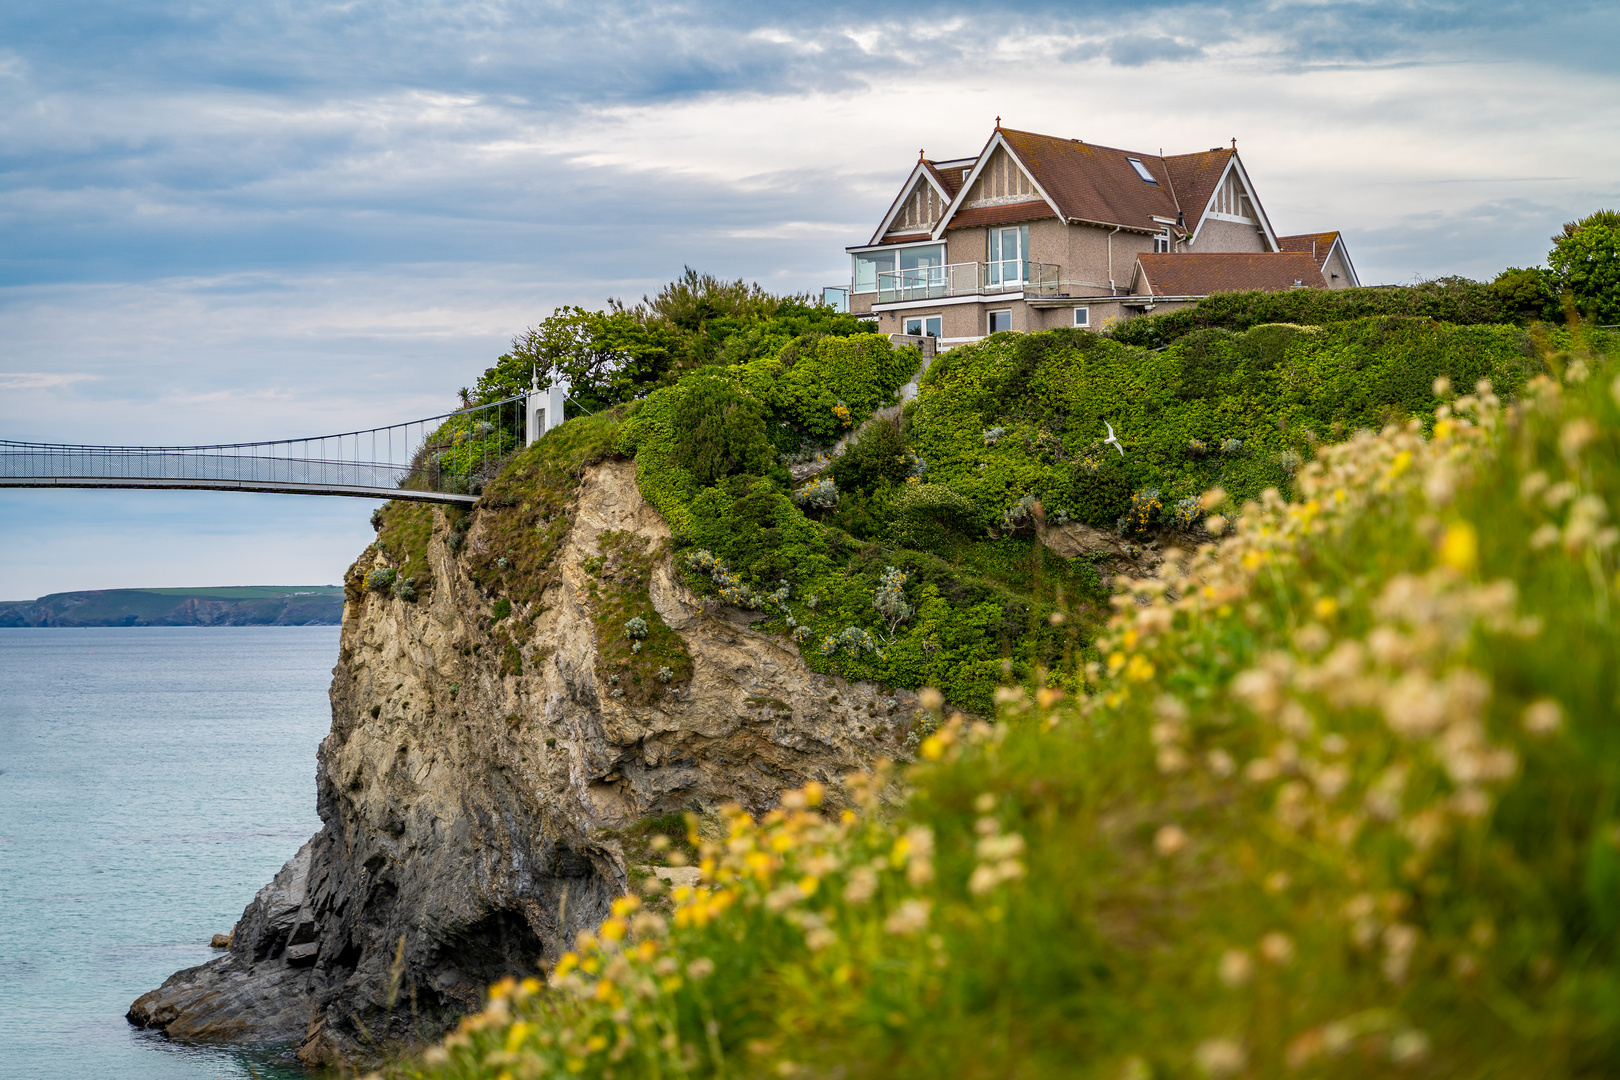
[378,327,1620,1077]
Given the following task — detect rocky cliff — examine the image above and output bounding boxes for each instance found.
[127,457,916,1065]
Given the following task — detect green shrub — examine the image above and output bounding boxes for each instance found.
[767,334,920,441]
[670,373,774,485]
[1492,266,1561,324]
[828,418,911,496]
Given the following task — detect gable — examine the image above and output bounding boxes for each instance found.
[963,146,1044,209]
[1207,169,1256,223]
[1189,157,1277,251]
[885,176,949,237]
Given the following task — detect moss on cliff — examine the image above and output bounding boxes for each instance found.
[462,412,622,611]
[371,501,437,600]
[584,530,693,704]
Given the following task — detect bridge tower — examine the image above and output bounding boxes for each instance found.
[526,372,571,446]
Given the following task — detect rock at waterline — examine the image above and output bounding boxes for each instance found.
[210,934,231,949]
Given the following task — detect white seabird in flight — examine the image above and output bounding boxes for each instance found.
[1103,421,1125,457]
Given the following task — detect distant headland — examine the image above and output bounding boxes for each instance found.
[0,586,344,627]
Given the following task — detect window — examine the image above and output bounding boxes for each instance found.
[1154,232,1170,253]
[1072,306,1089,328]
[899,245,944,272]
[852,250,896,294]
[1127,157,1158,184]
[988,309,1013,334]
[904,316,942,337]
[896,245,946,296]
[988,225,1029,287]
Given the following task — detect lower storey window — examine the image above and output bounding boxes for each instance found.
[1073,306,1090,327]
[903,315,942,337]
[988,309,1013,334]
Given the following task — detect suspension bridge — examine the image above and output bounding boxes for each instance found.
[0,386,566,505]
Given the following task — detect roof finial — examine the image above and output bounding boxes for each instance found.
[919,148,925,161]
[995,115,1001,130]
[1231,137,1237,151]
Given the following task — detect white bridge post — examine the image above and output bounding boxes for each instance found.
[526,372,572,446]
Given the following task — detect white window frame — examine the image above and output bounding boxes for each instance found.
[988,309,1013,334]
[902,315,942,337]
[1072,306,1090,328]
[988,225,1029,287]
[851,250,896,295]
[1153,231,1171,253]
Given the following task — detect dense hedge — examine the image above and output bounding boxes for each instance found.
[909,317,1549,530]
[1109,279,1508,348]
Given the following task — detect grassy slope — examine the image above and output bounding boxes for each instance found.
[386,340,1620,1079]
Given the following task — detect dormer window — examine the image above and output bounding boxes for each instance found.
[1127,157,1158,184]
[1154,233,1171,253]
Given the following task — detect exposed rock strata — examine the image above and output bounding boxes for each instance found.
[129,459,912,1065]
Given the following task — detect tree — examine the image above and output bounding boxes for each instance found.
[1491,266,1560,324]
[474,307,680,412]
[1549,210,1620,325]
[471,271,869,418]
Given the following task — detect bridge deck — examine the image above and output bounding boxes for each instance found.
[0,476,476,503]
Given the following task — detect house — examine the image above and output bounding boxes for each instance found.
[835,121,1358,343]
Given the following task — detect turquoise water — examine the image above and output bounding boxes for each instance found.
[0,627,338,1079]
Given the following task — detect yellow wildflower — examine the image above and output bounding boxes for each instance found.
[1439,522,1478,573]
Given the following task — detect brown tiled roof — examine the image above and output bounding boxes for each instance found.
[946,201,1057,230]
[990,128,1233,234]
[1135,252,1326,297]
[921,160,966,201]
[1161,150,1237,232]
[1277,231,1341,271]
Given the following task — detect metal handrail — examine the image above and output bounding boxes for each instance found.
[877,261,1062,304]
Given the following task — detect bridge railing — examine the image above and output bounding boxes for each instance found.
[0,395,529,503]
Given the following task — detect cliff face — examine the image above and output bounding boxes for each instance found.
[128,458,915,1065]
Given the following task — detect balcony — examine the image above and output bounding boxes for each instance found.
[876,261,1061,304]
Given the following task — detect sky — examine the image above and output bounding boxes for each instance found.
[2,0,1618,599]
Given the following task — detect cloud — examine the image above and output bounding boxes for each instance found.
[0,371,97,389]
[1101,35,1204,67]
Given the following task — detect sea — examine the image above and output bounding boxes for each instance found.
[0,627,338,1080]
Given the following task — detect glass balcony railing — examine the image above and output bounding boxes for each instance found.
[876,261,1061,304]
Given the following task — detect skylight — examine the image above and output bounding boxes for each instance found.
[1127,157,1158,184]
